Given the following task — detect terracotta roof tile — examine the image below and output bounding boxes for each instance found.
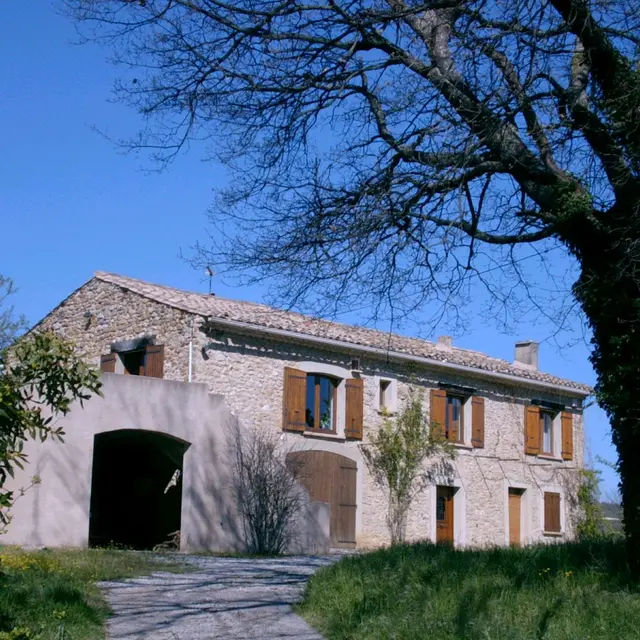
[94,271,591,394]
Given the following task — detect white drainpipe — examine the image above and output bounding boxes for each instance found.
[187,317,195,383]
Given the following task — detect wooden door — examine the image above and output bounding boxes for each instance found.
[436,486,455,545]
[336,459,357,546]
[286,451,357,548]
[509,489,522,546]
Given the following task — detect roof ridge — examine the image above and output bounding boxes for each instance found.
[94,270,303,316]
[95,270,434,342]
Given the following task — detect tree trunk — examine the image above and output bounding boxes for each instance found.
[566,212,640,577]
[388,494,409,545]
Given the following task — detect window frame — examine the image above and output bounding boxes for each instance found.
[539,409,555,456]
[120,349,146,376]
[373,376,398,414]
[305,373,339,434]
[379,379,391,411]
[445,393,466,444]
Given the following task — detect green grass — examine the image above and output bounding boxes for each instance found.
[0,547,186,639]
[299,539,640,640]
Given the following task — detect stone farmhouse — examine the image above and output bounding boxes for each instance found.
[5,272,591,553]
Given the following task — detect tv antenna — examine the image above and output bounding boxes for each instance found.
[205,266,216,295]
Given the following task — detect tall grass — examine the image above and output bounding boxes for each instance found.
[0,548,185,639]
[299,539,640,639]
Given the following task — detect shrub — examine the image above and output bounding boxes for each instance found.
[227,424,305,554]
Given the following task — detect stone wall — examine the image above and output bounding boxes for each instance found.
[39,278,194,382]
[38,277,586,549]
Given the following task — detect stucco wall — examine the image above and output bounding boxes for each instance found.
[4,373,330,554]
[33,278,586,549]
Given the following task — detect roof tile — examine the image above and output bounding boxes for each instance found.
[94,271,591,394]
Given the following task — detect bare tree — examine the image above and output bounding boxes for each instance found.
[361,389,455,544]
[0,276,26,351]
[227,424,306,555]
[65,1,640,573]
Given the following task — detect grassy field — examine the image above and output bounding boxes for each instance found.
[299,539,640,640]
[0,547,185,640]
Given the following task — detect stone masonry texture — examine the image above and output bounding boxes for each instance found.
[35,274,588,549]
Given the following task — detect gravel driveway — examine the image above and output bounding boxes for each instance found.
[100,555,340,639]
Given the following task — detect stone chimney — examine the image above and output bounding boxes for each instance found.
[436,336,453,350]
[514,340,539,370]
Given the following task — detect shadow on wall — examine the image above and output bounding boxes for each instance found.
[188,416,331,555]
[102,376,246,553]
[29,439,92,548]
[7,373,328,554]
[183,416,245,553]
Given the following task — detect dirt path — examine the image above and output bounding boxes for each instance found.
[100,555,338,639]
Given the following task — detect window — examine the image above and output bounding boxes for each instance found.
[375,377,397,413]
[100,344,165,379]
[379,380,391,410]
[305,374,338,432]
[430,389,473,444]
[543,491,562,534]
[121,350,145,376]
[540,410,554,455]
[445,395,464,443]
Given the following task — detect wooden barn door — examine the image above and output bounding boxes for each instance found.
[287,450,357,548]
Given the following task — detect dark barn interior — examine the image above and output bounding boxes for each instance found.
[88,430,189,550]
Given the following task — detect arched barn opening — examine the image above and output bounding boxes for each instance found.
[88,430,190,550]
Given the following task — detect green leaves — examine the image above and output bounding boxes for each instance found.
[575,468,615,541]
[0,331,102,529]
[361,389,454,544]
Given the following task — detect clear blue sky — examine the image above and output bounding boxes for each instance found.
[1,2,618,496]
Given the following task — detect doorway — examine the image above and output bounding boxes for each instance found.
[508,488,524,546]
[436,486,455,545]
[89,430,190,549]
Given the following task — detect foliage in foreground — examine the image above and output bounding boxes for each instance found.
[0,277,26,352]
[575,468,619,541]
[299,539,639,640]
[0,547,185,640]
[0,332,102,531]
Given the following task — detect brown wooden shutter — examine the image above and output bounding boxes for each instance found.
[100,353,116,373]
[544,492,561,533]
[561,411,574,460]
[283,367,307,432]
[430,388,447,439]
[345,378,364,440]
[471,396,485,448]
[525,404,541,455]
[144,344,165,378]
